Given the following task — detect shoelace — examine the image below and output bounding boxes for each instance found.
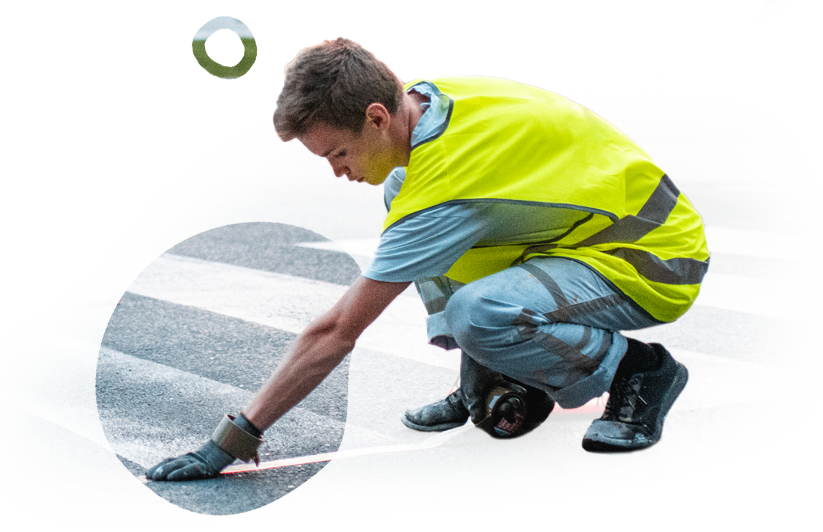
[602,374,646,421]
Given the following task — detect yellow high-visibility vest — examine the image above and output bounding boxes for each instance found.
[383,77,709,322]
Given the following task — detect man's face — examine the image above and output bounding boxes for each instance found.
[297,110,398,186]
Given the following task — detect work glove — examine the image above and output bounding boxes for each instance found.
[145,413,263,481]
[145,440,235,481]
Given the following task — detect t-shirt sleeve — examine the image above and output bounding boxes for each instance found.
[363,203,490,283]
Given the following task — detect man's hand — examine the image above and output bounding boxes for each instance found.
[145,440,235,481]
[146,413,263,481]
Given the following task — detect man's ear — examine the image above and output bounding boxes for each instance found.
[365,103,391,130]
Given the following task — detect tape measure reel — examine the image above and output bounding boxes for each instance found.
[476,382,529,438]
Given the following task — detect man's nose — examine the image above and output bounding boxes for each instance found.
[331,161,349,178]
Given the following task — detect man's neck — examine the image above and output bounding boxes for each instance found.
[396,89,429,165]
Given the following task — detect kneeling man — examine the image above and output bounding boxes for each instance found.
[147,38,707,481]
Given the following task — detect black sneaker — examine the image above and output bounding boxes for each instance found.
[401,389,470,431]
[582,343,688,452]
[402,383,556,435]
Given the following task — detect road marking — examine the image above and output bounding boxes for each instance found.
[216,166,332,177]
[297,226,823,262]
[214,113,271,122]
[6,255,823,416]
[136,424,475,481]
[670,349,823,412]
[0,118,110,128]
[127,253,460,369]
[717,185,823,196]
[297,238,380,260]
[109,133,233,142]
[706,226,823,262]
[0,159,106,169]
[0,314,396,467]
[777,212,823,222]
[695,273,823,327]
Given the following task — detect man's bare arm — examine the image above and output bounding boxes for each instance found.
[145,276,410,481]
[243,276,411,431]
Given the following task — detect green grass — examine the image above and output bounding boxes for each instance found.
[0,38,272,80]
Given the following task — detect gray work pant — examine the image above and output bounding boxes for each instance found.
[415,257,663,409]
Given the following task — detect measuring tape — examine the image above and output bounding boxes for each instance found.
[0,420,474,499]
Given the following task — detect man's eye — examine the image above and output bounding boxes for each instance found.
[337,151,346,158]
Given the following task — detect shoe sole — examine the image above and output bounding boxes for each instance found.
[582,362,689,452]
[400,413,469,432]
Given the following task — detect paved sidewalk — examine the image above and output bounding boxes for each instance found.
[594,105,823,139]
[0,76,272,96]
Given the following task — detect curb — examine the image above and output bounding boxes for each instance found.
[0,76,272,96]
[594,105,823,139]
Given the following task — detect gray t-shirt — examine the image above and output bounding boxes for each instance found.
[363,81,590,284]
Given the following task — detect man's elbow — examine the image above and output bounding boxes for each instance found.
[306,309,359,357]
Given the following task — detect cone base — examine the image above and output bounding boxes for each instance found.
[0,290,120,310]
[549,394,609,421]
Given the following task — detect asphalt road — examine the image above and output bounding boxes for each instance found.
[0,93,823,531]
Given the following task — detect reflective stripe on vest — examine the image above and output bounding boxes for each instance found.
[384,77,709,322]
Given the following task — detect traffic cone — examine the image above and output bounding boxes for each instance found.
[0,129,120,310]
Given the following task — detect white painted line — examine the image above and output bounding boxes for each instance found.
[216,166,334,177]
[695,273,823,327]
[671,349,823,412]
[717,185,823,196]
[214,113,271,122]
[127,253,459,369]
[777,212,823,222]
[303,236,805,321]
[706,226,823,262]
[6,255,823,424]
[109,133,233,142]
[298,225,803,262]
[0,118,110,128]
[0,159,106,169]
[0,314,396,467]
[297,238,380,258]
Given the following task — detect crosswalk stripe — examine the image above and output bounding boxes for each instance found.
[297,225,823,262]
[717,185,823,196]
[127,253,461,370]
[706,226,823,262]
[695,273,823,327]
[777,212,823,222]
[297,238,380,257]
[8,254,823,420]
[268,236,804,323]
[297,238,380,260]
[0,314,396,467]
[670,349,823,412]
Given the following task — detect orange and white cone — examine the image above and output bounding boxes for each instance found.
[0,129,120,310]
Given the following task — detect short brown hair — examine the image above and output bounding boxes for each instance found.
[273,38,404,141]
